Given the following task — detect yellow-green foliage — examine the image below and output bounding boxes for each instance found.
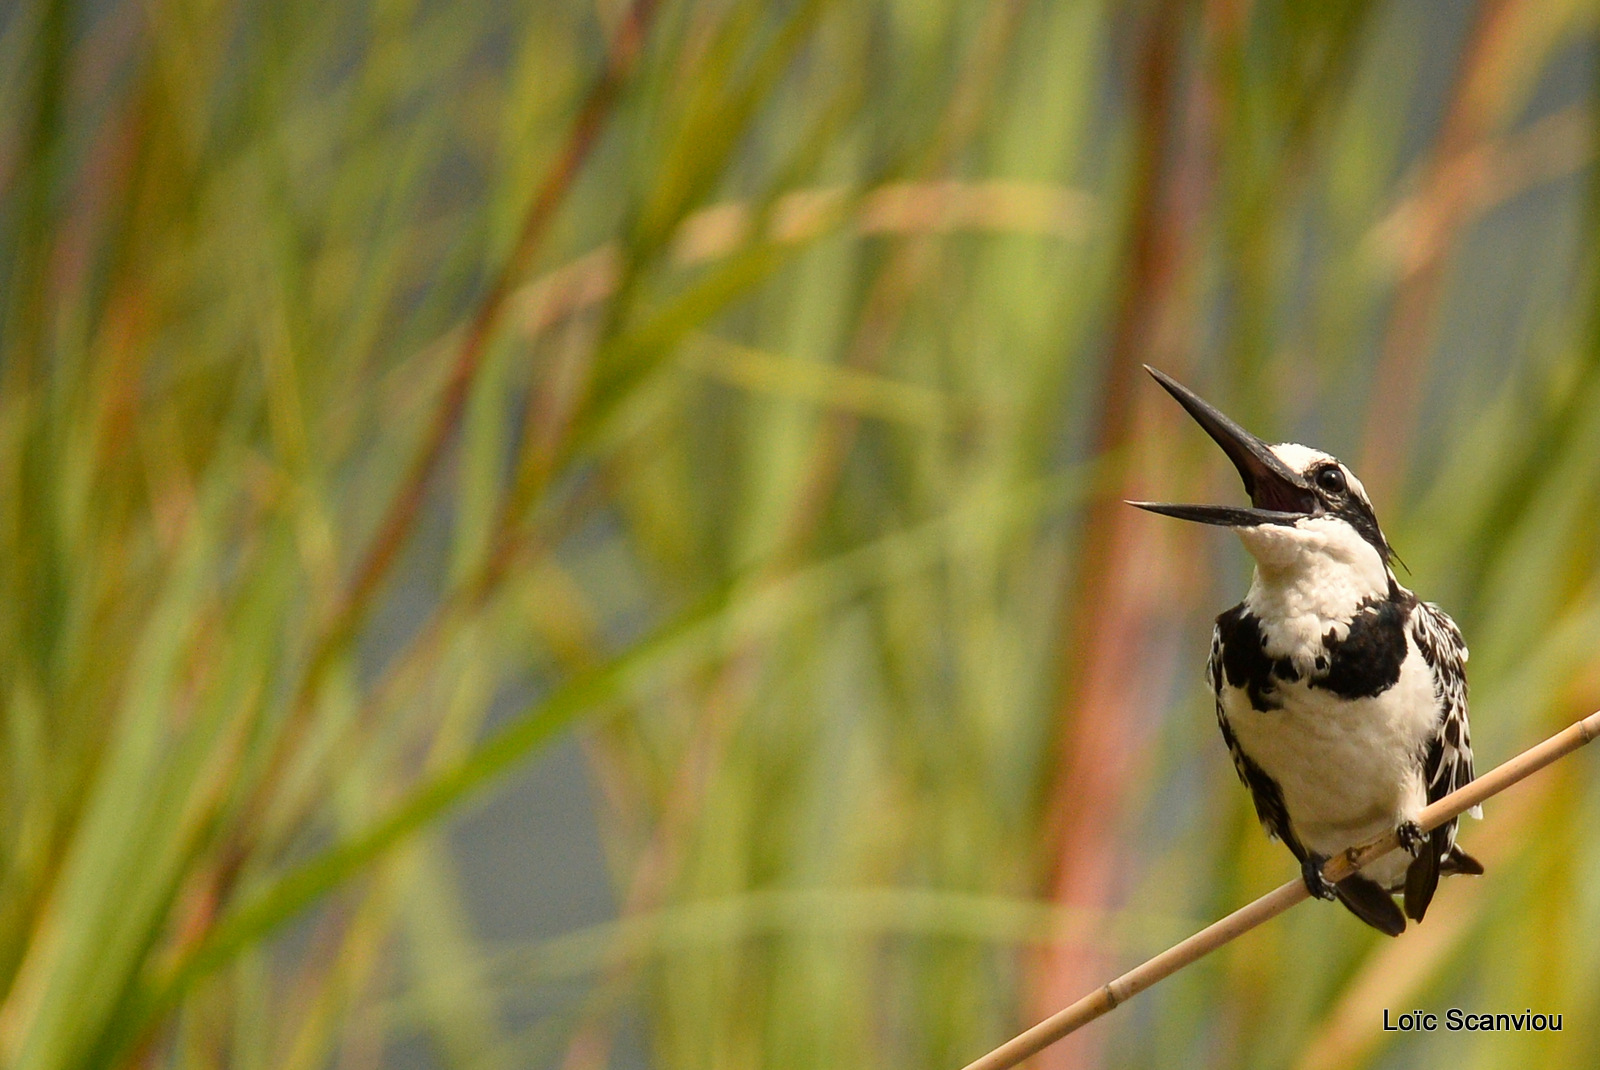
[0,0,1596,1067]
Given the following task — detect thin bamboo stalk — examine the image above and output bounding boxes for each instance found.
[961,707,1600,1070]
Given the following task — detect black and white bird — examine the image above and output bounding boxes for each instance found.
[1129,366,1482,936]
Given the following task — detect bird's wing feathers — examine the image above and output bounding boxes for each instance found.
[1410,600,1479,823]
[1210,621,1305,858]
[1208,624,1252,789]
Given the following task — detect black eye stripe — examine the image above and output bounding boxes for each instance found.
[1293,456,1392,563]
[1328,496,1391,562]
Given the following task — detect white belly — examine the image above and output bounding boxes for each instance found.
[1224,645,1440,888]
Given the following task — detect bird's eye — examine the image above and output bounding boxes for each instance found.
[1315,466,1347,494]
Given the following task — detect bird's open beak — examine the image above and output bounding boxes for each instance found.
[1126,366,1321,528]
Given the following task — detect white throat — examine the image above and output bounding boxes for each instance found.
[1236,516,1393,656]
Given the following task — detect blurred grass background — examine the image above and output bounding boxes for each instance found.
[1,0,1598,1067]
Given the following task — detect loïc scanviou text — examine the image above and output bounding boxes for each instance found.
[1383,1009,1562,1032]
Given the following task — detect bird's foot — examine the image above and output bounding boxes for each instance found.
[1397,820,1427,856]
[1301,855,1337,901]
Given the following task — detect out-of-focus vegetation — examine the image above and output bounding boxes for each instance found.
[0,0,1597,1067]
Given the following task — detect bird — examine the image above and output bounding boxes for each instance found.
[1127,365,1482,936]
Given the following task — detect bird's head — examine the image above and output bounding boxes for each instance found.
[1127,366,1394,585]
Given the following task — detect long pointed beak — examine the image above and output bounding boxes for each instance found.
[1124,501,1313,528]
[1130,366,1320,526]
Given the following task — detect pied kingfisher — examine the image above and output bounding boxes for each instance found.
[1129,366,1482,936]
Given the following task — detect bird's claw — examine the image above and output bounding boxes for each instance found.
[1301,855,1337,901]
[1397,820,1427,856]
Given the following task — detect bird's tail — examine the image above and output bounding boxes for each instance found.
[1334,843,1482,935]
[1405,835,1485,924]
[1403,834,1442,923]
[1334,873,1407,936]
[1440,845,1484,876]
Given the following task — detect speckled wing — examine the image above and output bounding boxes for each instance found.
[1207,624,1246,782]
[1209,616,1301,856]
[1411,600,1478,830]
